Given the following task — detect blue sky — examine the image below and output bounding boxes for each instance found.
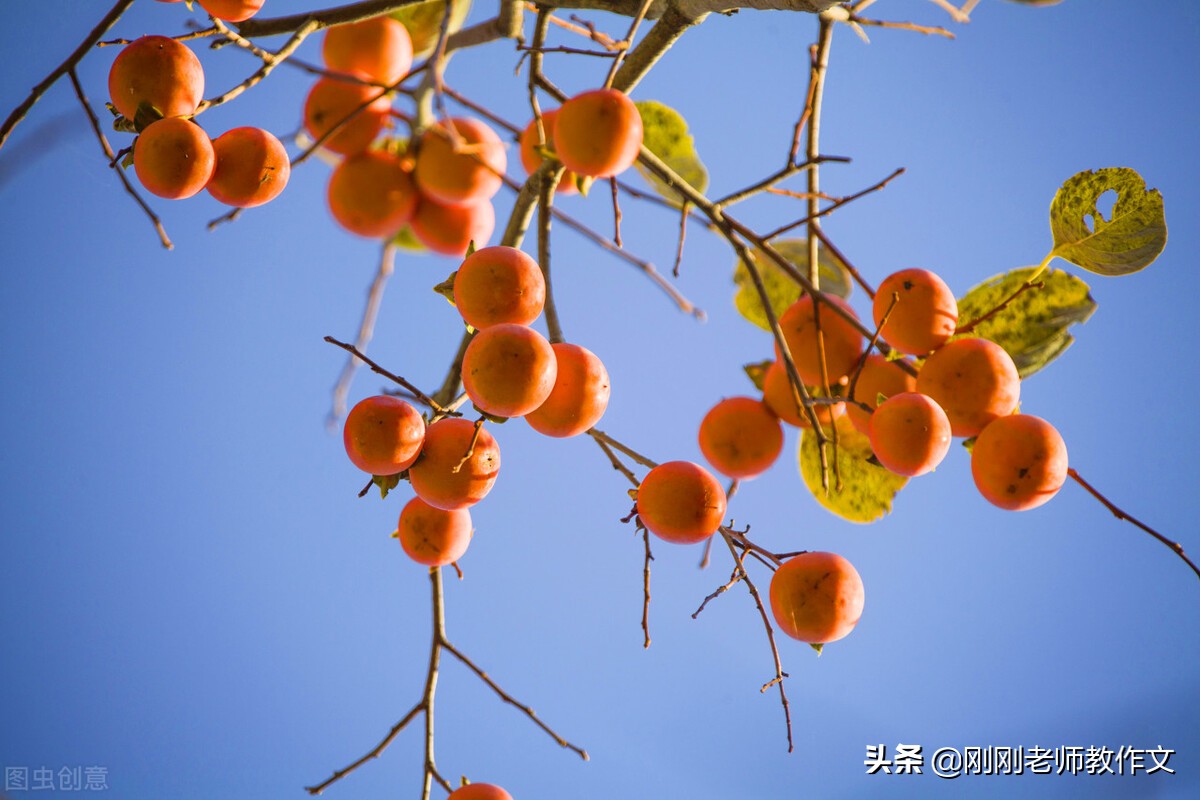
[2,1,1198,798]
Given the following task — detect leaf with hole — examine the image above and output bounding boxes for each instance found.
[1049,167,1166,276]
[733,240,852,332]
[634,100,708,203]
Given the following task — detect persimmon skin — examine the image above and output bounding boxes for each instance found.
[206,127,290,208]
[971,414,1068,511]
[447,785,513,800]
[196,0,265,23]
[323,16,414,85]
[408,418,501,511]
[133,117,215,200]
[761,361,845,430]
[554,88,644,178]
[327,150,418,238]
[636,461,727,545]
[303,76,390,156]
[845,354,917,435]
[518,109,578,195]
[874,268,959,356]
[342,395,425,476]
[525,343,611,438]
[775,295,864,387]
[916,337,1020,438]
[698,397,783,479]
[410,196,495,256]
[461,324,557,419]
[453,246,546,329]
[108,35,204,120]
[769,552,865,644]
[397,497,472,567]
[868,392,951,477]
[414,117,506,208]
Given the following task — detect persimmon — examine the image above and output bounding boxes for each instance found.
[761,361,844,430]
[636,461,727,545]
[396,497,472,567]
[447,785,512,800]
[916,337,1020,437]
[971,413,1068,511]
[408,418,501,511]
[206,127,290,208]
[868,392,951,477]
[845,354,917,435]
[452,246,546,329]
[342,395,425,475]
[303,76,390,156]
[698,396,783,479]
[413,117,506,208]
[874,268,958,355]
[461,324,557,419]
[553,88,643,178]
[769,551,865,644]
[323,15,414,85]
[525,343,611,438]
[775,294,864,387]
[107,35,204,121]
[518,109,578,194]
[410,196,495,256]
[196,0,265,22]
[327,150,419,238]
[132,117,215,200]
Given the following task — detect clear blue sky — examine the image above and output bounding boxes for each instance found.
[2,1,1198,798]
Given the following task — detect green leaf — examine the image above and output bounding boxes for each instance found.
[372,473,401,499]
[743,360,772,391]
[432,273,456,304]
[132,101,164,133]
[955,266,1096,378]
[810,643,824,655]
[391,0,474,58]
[1049,167,1166,276]
[798,417,907,524]
[392,225,427,252]
[634,100,708,203]
[733,240,852,332]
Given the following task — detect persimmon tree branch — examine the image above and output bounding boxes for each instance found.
[328,243,398,427]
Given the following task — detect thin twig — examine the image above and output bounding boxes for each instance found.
[303,702,423,795]
[641,527,654,648]
[328,243,397,429]
[323,335,450,414]
[195,20,319,114]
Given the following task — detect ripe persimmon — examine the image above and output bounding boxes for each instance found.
[868,392,951,477]
[107,35,204,121]
[410,196,495,256]
[971,413,1068,511]
[769,551,865,644]
[461,324,557,418]
[408,418,501,511]
[447,785,512,800]
[874,268,958,356]
[525,343,611,438]
[698,396,783,479]
[775,294,864,387]
[323,15,414,85]
[413,117,506,208]
[518,109,578,194]
[327,150,419,238]
[844,354,917,435]
[206,127,290,208]
[303,76,390,156]
[453,246,546,329]
[133,117,215,200]
[916,337,1020,437]
[554,88,643,178]
[761,361,836,429]
[396,497,472,567]
[636,461,727,545]
[342,395,425,475]
[196,0,265,22]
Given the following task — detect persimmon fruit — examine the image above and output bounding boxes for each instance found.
[396,497,472,567]
[447,785,513,800]
[206,126,290,208]
[107,35,204,121]
[408,418,501,511]
[323,15,414,85]
[410,196,495,256]
[327,150,419,238]
[636,461,727,545]
[518,108,578,194]
[525,343,611,438]
[775,294,864,387]
[196,0,265,23]
[868,392,952,477]
[414,117,506,208]
[845,354,917,435]
[916,337,1020,437]
[342,395,425,476]
[761,361,842,429]
[769,551,865,644]
[554,88,644,178]
[698,396,783,479]
[874,268,959,356]
[452,246,546,329]
[133,117,215,200]
[461,324,557,419]
[303,76,390,156]
[971,413,1068,511]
